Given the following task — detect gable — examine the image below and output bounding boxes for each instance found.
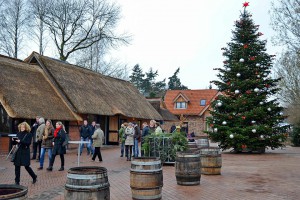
[0,55,78,120]
[164,89,220,116]
[26,52,163,120]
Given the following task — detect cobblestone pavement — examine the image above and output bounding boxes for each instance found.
[0,144,300,200]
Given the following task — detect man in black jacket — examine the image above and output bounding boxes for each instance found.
[79,120,91,156]
[133,122,141,157]
[31,116,40,160]
[141,122,149,156]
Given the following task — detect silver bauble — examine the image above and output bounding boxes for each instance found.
[254,88,259,93]
[239,58,245,62]
[235,90,240,94]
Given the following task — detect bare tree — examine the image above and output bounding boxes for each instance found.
[274,51,300,124]
[275,51,300,105]
[0,0,29,58]
[29,0,51,55]
[42,0,129,61]
[270,0,300,52]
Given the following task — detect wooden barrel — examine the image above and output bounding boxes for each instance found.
[187,141,198,152]
[0,184,27,200]
[175,151,201,185]
[199,147,222,175]
[196,138,209,148]
[130,157,163,200]
[65,166,110,200]
[198,147,220,155]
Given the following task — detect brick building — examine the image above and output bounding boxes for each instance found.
[163,89,222,136]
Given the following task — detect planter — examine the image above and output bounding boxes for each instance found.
[199,147,222,175]
[130,157,163,200]
[187,141,198,153]
[175,151,201,185]
[196,138,209,148]
[65,166,110,200]
[144,133,187,164]
[0,184,27,200]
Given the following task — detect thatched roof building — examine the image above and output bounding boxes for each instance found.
[0,55,78,120]
[25,52,162,120]
[0,52,164,150]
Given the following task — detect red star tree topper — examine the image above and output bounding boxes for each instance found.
[243,2,249,7]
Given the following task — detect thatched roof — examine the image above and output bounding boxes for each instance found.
[0,55,79,120]
[147,98,178,121]
[26,52,162,120]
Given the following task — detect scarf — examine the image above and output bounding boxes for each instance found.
[54,127,62,138]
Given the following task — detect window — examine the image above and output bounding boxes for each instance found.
[200,99,206,106]
[0,104,10,133]
[175,102,187,109]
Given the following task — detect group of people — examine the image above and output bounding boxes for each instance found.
[11,117,105,185]
[12,117,168,185]
[118,120,164,160]
[11,116,67,185]
[78,120,105,162]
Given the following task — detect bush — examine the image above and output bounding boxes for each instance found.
[142,132,188,163]
[291,125,300,146]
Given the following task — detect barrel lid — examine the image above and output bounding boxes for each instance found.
[68,166,107,174]
[0,184,28,199]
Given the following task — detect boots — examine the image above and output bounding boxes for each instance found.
[58,166,64,171]
[46,166,53,171]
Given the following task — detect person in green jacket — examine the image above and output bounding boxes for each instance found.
[119,122,128,157]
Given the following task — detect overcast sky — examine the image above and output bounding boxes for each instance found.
[110,0,282,89]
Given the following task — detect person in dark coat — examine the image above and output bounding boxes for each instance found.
[170,124,176,133]
[89,121,96,156]
[47,121,66,171]
[141,122,150,156]
[13,122,37,185]
[31,116,40,160]
[79,120,91,156]
[133,122,141,157]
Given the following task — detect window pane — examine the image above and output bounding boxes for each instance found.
[200,99,206,106]
[175,102,187,109]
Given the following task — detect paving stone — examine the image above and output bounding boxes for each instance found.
[0,145,300,199]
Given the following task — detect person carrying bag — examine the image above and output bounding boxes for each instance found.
[12,122,37,185]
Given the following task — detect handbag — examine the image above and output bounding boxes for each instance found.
[11,134,28,162]
[10,145,20,162]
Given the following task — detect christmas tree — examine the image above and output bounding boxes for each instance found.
[206,2,287,153]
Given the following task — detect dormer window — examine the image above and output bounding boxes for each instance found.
[175,102,187,109]
[200,99,206,106]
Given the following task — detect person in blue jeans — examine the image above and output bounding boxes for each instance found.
[79,120,91,155]
[133,122,141,157]
[118,123,128,157]
[38,120,54,170]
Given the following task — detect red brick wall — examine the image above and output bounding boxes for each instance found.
[163,113,210,137]
[0,136,9,154]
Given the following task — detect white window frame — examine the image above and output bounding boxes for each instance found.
[175,102,187,109]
